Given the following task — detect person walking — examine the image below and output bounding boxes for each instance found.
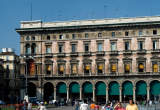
[114,102,125,110]
[80,100,89,110]
[90,102,96,110]
[75,100,79,110]
[126,99,138,110]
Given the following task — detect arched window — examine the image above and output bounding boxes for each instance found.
[25,44,31,54]
[31,43,36,54]
[26,36,30,40]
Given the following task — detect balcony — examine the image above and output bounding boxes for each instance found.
[123,50,132,55]
[137,49,146,54]
[83,52,92,56]
[96,51,105,56]
[110,51,119,56]
[45,53,53,58]
[151,49,160,54]
[57,53,66,57]
[70,52,78,57]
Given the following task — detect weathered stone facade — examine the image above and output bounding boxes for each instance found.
[16,16,160,103]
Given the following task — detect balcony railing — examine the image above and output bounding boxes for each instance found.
[70,52,78,57]
[123,50,132,55]
[45,53,53,57]
[151,49,160,54]
[96,51,105,56]
[83,52,92,56]
[137,49,146,54]
[57,53,66,57]
[110,51,119,55]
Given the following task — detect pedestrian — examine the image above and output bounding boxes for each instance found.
[80,100,89,110]
[27,102,32,110]
[105,103,113,110]
[95,103,100,110]
[114,102,125,110]
[22,100,27,110]
[126,99,138,110]
[37,103,47,110]
[75,100,79,110]
[90,102,96,110]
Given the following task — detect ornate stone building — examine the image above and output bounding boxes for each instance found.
[16,16,160,103]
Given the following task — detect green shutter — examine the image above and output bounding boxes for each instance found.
[96,82,106,95]
[83,82,93,93]
[136,82,147,95]
[58,83,67,94]
[151,81,160,96]
[123,81,133,95]
[109,82,119,95]
[70,83,80,93]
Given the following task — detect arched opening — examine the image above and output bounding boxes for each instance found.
[31,43,36,54]
[95,81,106,104]
[69,82,80,101]
[150,80,160,101]
[136,81,147,101]
[82,82,93,103]
[27,82,36,97]
[109,81,119,102]
[56,82,67,103]
[44,82,54,102]
[25,44,31,54]
[122,81,133,102]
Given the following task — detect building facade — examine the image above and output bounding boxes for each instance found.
[16,16,160,103]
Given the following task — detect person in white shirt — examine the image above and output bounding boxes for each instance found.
[80,100,89,110]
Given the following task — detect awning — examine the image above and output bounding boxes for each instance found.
[96,82,106,95]
[70,83,80,93]
[136,82,147,95]
[109,82,119,95]
[83,82,93,93]
[151,81,160,96]
[122,81,133,95]
[57,83,67,94]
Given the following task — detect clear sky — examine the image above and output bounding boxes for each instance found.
[1,0,160,54]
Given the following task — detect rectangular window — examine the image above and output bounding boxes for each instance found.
[153,40,157,50]
[139,30,143,36]
[138,63,144,72]
[72,64,77,74]
[85,33,89,38]
[98,33,102,38]
[111,64,116,73]
[59,35,63,39]
[71,44,76,52]
[125,41,130,51]
[46,46,51,53]
[46,65,51,75]
[153,63,158,72]
[58,45,63,53]
[112,32,115,37]
[84,64,90,75]
[138,41,143,50]
[97,43,102,51]
[153,30,157,35]
[97,63,103,74]
[58,64,64,75]
[125,31,129,36]
[111,42,116,51]
[72,34,76,39]
[84,44,89,52]
[124,63,130,73]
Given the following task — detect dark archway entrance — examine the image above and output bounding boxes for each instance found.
[82,82,93,103]
[69,82,80,101]
[136,81,147,101]
[122,81,133,102]
[44,82,54,102]
[109,81,119,102]
[150,80,160,101]
[57,82,67,102]
[28,82,36,97]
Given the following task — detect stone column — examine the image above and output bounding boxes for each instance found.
[80,86,82,100]
[119,86,122,102]
[93,85,95,102]
[67,87,69,101]
[147,86,150,101]
[106,87,109,103]
[133,86,136,103]
[54,87,56,100]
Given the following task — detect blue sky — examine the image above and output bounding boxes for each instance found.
[1,0,160,54]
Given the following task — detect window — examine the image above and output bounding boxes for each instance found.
[153,30,157,35]
[112,32,115,37]
[6,56,9,61]
[111,64,116,73]
[46,45,51,53]
[72,34,76,39]
[25,44,31,54]
[58,45,63,53]
[32,36,35,40]
[31,43,36,54]
[124,41,130,51]
[125,31,129,36]
[71,44,76,52]
[111,42,116,51]
[71,64,77,74]
[58,64,64,75]
[97,43,102,51]
[84,43,89,52]
[138,63,144,72]
[84,64,90,75]
[138,41,143,50]
[139,30,143,36]
[46,65,51,75]
[47,35,50,40]
[97,63,103,74]
[85,33,89,38]
[124,63,130,73]
[26,36,30,40]
[59,35,63,39]
[153,40,158,50]
[153,63,158,72]
[98,33,102,38]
